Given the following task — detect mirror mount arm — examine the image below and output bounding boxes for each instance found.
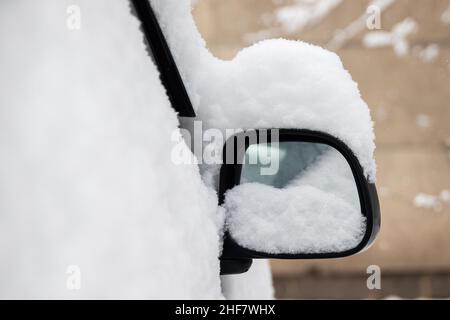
[220,258,253,275]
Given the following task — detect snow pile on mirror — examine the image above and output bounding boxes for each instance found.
[0,0,222,299]
[151,1,376,186]
[225,148,366,254]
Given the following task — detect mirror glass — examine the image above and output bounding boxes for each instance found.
[224,141,366,255]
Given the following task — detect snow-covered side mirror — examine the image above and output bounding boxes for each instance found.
[219,129,380,275]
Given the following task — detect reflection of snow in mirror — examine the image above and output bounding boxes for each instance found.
[225,143,365,254]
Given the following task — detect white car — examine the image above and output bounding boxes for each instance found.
[0,0,379,299]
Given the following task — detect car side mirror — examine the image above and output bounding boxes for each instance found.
[219,129,380,275]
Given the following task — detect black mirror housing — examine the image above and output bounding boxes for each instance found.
[219,129,380,275]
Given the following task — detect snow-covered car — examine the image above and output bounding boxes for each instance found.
[0,0,379,299]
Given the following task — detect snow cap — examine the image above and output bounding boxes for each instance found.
[151,0,377,182]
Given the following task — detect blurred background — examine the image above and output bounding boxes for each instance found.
[193,0,450,299]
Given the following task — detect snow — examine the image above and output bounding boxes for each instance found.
[0,0,222,299]
[414,194,442,211]
[150,0,275,299]
[416,44,440,63]
[243,0,342,44]
[441,190,450,204]
[153,0,376,296]
[442,5,450,25]
[376,106,389,122]
[414,191,450,212]
[207,39,376,182]
[224,145,366,254]
[416,114,432,129]
[221,260,274,300]
[364,18,440,63]
[327,0,397,51]
[152,0,376,183]
[0,0,378,299]
[363,18,418,57]
[363,32,393,48]
[275,0,342,34]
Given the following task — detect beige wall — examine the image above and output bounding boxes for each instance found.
[193,0,450,282]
